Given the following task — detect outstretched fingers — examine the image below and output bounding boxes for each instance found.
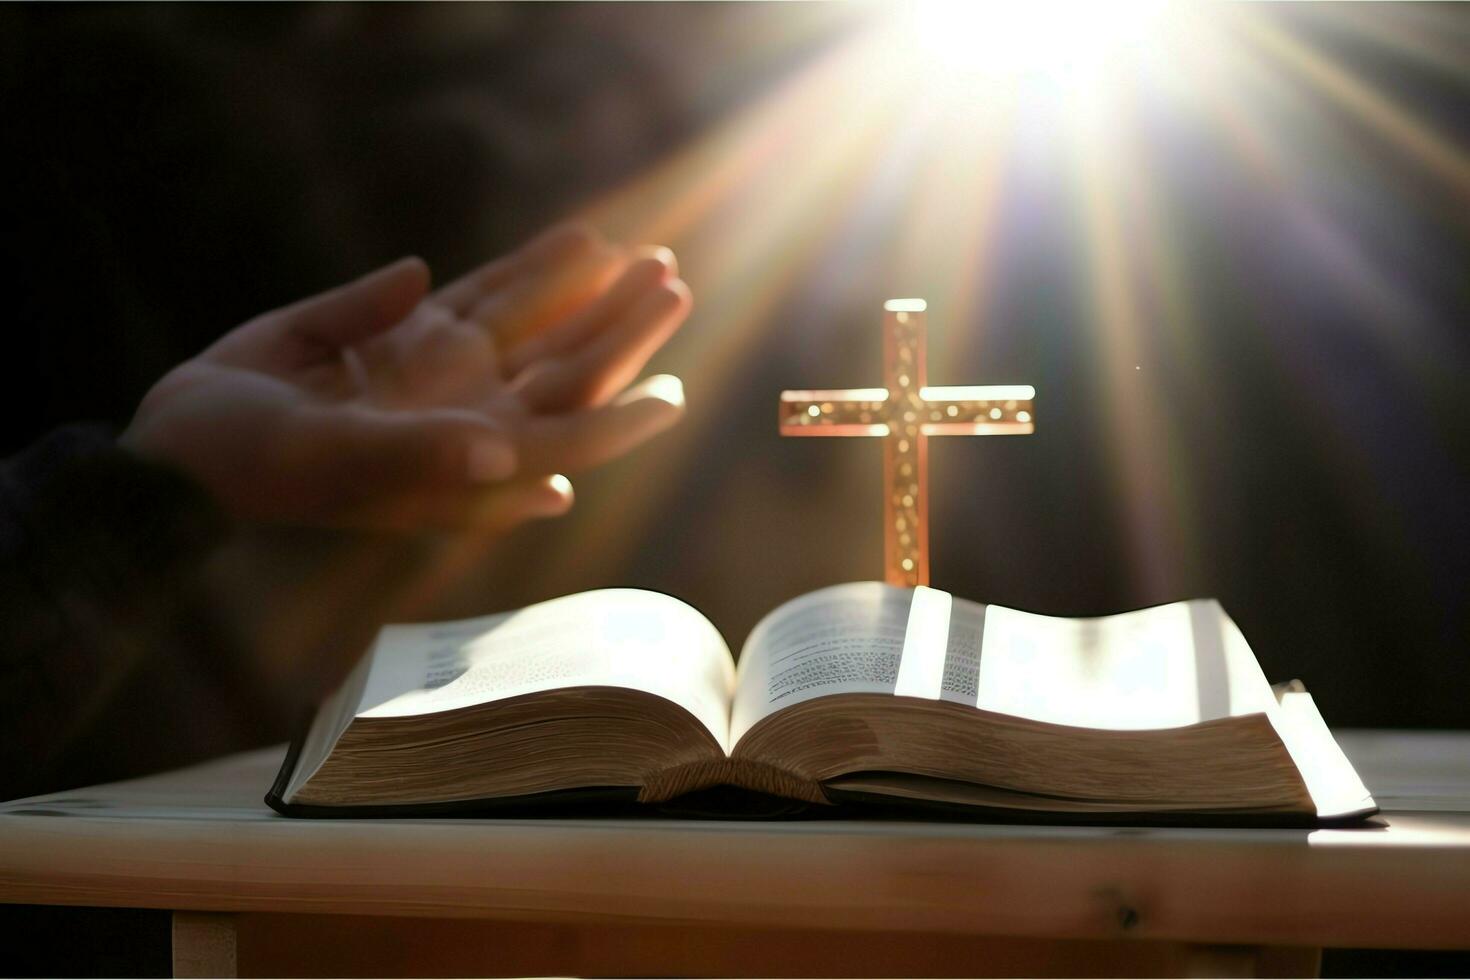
[433,223,604,317]
[511,374,686,476]
[210,257,431,370]
[515,276,691,411]
[279,257,430,351]
[361,474,575,533]
[469,242,630,354]
[281,404,587,532]
[279,403,516,520]
[501,247,678,379]
[447,474,574,533]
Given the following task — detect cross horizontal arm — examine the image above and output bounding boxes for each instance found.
[780,389,890,437]
[917,385,1035,436]
[779,386,1035,437]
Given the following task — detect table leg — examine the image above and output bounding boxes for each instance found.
[173,911,238,978]
[1185,943,1321,978]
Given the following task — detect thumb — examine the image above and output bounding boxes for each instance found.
[285,404,518,521]
[279,257,431,350]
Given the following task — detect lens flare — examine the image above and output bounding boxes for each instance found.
[905,0,1171,90]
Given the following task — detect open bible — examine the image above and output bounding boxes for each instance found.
[267,583,1376,824]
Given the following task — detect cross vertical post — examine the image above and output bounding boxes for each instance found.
[884,299,929,586]
[779,299,1036,587]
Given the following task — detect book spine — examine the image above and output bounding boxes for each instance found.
[638,758,830,805]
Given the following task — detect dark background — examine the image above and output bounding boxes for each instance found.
[6,3,1466,726]
[1,3,1468,976]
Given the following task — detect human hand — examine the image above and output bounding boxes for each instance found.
[123,224,691,533]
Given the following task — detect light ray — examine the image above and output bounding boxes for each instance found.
[1064,63,1198,598]
[379,3,1469,615]
[1169,14,1465,589]
[1231,8,1470,196]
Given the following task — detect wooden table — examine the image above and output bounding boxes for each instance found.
[2,730,1467,977]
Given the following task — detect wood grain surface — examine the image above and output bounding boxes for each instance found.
[2,730,1467,950]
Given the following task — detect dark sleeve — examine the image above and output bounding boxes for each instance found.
[0,425,230,800]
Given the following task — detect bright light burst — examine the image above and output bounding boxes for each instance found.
[525,2,1470,600]
[905,0,1172,91]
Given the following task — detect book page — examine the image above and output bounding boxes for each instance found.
[1269,690,1376,819]
[731,582,1280,744]
[731,582,987,744]
[975,600,1278,729]
[351,589,735,749]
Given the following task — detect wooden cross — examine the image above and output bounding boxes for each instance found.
[780,299,1035,588]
